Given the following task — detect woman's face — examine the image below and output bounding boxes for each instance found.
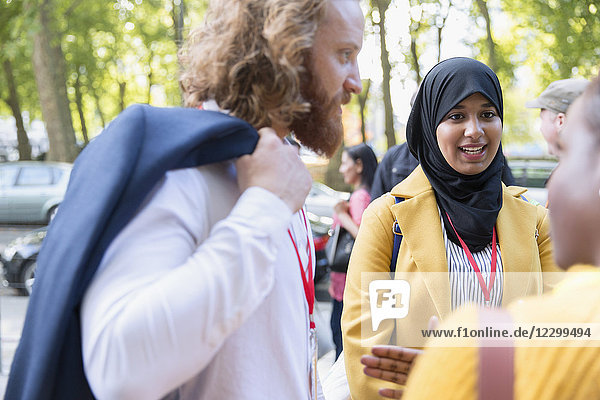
[436,92,502,175]
[547,98,600,269]
[339,151,362,186]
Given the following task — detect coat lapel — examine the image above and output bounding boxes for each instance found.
[390,167,451,317]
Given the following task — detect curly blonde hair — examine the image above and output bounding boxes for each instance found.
[179,0,327,129]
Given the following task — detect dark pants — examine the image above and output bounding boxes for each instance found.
[330,299,344,360]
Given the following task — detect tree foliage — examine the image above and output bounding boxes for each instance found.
[0,0,208,161]
[503,0,600,85]
[1,0,598,158]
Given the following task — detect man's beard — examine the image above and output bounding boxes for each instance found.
[289,70,350,158]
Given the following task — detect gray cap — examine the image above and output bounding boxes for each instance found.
[525,78,589,114]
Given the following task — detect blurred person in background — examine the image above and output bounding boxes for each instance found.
[370,142,419,201]
[525,78,589,158]
[330,143,378,360]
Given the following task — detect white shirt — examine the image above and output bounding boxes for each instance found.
[81,161,318,400]
[439,211,504,310]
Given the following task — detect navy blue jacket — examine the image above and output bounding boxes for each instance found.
[6,105,258,399]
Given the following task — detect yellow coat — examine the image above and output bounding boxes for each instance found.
[342,166,561,399]
[403,265,600,400]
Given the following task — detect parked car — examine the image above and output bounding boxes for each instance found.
[507,159,557,206]
[305,182,349,284]
[0,161,73,224]
[1,226,46,295]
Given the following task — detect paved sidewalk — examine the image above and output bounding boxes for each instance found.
[0,292,28,397]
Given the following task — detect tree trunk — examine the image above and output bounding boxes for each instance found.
[437,26,443,63]
[91,89,106,128]
[73,72,89,145]
[2,59,32,161]
[147,49,154,104]
[147,70,152,104]
[172,0,185,49]
[475,0,498,71]
[436,0,452,63]
[32,0,79,162]
[409,25,422,84]
[172,0,186,104]
[374,0,396,150]
[358,79,371,143]
[119,80,126,112]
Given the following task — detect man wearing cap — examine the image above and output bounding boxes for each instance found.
[526,78,589,157]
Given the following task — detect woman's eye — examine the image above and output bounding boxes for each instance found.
[482,111,496,118]
[448,114,463,120]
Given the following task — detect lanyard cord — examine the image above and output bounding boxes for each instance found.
[445,212,497,304]
[287,208,315,329]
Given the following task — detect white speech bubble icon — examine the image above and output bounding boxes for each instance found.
[369,280,411,331]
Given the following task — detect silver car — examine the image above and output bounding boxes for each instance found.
[0,161,73,224]
[507,159,557,206]
[305,182,350,235]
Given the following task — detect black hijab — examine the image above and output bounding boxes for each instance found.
[406,57,504,252]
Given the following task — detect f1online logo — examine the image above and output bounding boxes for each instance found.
[369,280,410,331]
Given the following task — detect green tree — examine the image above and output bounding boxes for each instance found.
[29,0,79,161]
[0,0,33,160]
[358,79,371,143]
[503,0,600,84]
[370,0,396,150]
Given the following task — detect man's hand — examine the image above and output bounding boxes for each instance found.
[360,345,423,399]
[236,128,312,213]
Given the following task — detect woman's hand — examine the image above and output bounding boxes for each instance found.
[360,346,423,399]
[333,200,360,238]
[334,200,350,216]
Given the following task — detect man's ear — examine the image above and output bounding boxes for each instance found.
[555,112,567,130]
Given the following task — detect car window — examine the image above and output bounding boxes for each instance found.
[0,166,19,187]
[16,167,54,186]
[508,160,556,189]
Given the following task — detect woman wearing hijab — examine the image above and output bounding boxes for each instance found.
[362,73,600,400]
[341,57,561,399]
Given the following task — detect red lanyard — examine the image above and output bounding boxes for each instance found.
[287,208,315,329]
[445,212,497,305]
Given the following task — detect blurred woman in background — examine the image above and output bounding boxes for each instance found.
[330,143,378,360]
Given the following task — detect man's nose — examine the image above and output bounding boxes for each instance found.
[344,64,362,95]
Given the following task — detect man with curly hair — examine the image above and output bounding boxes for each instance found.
[82,1,362,398]
[7,1,362,399]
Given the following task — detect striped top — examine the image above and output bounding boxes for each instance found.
[439,210,504,311]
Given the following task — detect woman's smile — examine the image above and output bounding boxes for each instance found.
[458,143,487,159]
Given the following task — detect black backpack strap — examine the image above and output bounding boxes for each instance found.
[390,196,404,274]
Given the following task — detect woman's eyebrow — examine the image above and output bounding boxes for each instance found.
[450,102,496,110]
